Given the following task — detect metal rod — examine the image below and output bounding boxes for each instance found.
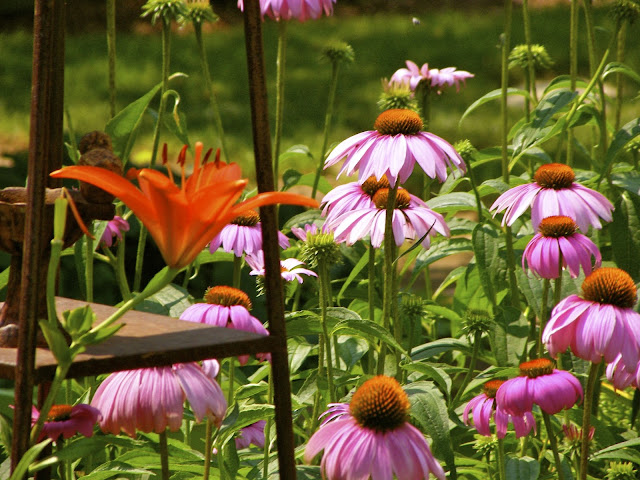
[242,1,297,478]
[11,0,65,471]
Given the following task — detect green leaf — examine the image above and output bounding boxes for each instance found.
[592,438,640,458]
[136,283,192,318]
[336,249,369,302]
[234,383,268,400]
[472,223,506,306]
[0,266,8,293]
[336,335,368,369]
[459,88,530,126]
[105,81,163,160]
[164,104,190,147]
[63,305,96,338]
[293,172,332,194]
[490,306,528,367]
[602,62,640,85]
[331,318,406,353]
[8,439,52,480]
[38,319,72,365]
[73,240,88,301]
[601,117,640,178]
[0,413,11,455]
[426,192,480,213]
[405,381,456,475]
[288,338,314,373]
[78,323,124,346]
[505,456,540,480]
[282,169,303,190]
[610,192,640,280]
[410,337,470,361]
[222,441,240,480]
[401,362,452,400]
[218,404,275,442]
[411,238,473,284]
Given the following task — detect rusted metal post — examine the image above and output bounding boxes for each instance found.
[242,1,297,478]
[11,0,65,471]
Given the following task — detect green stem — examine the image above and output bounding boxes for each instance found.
[452,331,481,407]
[232,255,242,289]
[150,18,171,167]
[312,61,340,198]
[115,231,132,300]
[522,0,538,104]
[203,419,213,480]
[497,437,507,480]
[420,86,432,130]
[133,225,148,293]
[579,363,599,480]
[263,372,274,479]
[366,244,376,375]
[539,279,550,357]
[30,363,70,444]
[500,0,513,183]
[159,429,170,480]
[318,260,336,403]
[273,21,288,187]
[87,267,179,336]
[614,23,626,131]
[542,412,566,480]
[504,227,520,309]
[462,153,483,222]
[227,357,235,406]
[85,233,94,303]
[106,0,116,118]
[193,21,228,161]
[377,184,398,376]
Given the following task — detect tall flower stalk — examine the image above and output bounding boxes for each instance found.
[311,42,355,198]
[273,21,288,186]
[107,0,117,118]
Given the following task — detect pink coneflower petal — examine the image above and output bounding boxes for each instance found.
[324,109,464,186]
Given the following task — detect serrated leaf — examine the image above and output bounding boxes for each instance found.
[505,456,540,480]
[405,381,455,475]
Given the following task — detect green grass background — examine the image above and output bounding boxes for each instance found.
[1,5,638,180]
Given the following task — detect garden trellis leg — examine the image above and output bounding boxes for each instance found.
[8,0,297,477]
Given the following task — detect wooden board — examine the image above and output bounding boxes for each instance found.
[0,297,276,383]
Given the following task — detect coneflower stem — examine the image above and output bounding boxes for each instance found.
[366,243,376,375]
[194,21,228,161]
[452,331,481,407]
[203,419,214,480]
[542,412,566,480]
[539,279,550,357]
[377,184,398,376]
[116,228,132,300]
[262,373,274,479]
[579,362,599,480]
[273,21,288,188]
[614,22,627,131]
[318,259,336,403]
[227,358,235,406]
[312,60,340,198]
[233,255,242,289]
[159,429,170,480]
[150,18,171,167]
[522,0,538,106]
[85,233,94,302]
[567,0,578,167]
[497,437,507,480]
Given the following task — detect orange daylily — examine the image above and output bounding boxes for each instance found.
[51,142,319,270]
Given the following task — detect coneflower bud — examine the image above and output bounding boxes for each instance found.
[508,44,554,71]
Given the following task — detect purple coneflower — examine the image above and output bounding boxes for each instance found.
[321,175,387,223]
[327,186,449,248]
[497,359,583,416]
[245,251,317,284]
[490,163,614,231]
[305,375,445,480]
[180,286,270,365]
[208,209,289,256]
[237,0,335,22]
[236,420,266,449]
[606,354,639,390]
[463,380,536,438]
[100,216,129,248]
[91,363,226,437]
[542,267,640,369]
[31,404,101,442]
[390,60,474,93]
[522,215,601,279]
[324,108,465,187]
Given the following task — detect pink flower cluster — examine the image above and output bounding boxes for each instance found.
[390,60,474,93]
